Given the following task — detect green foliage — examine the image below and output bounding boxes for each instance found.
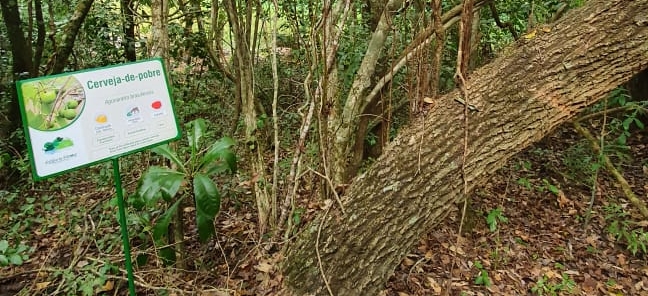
[604,202,648,256]
[607,88,646,149]
[0,239,30,266]
[539,179,560,195]
[586,87,648,163]
[515,175,561,196]
[292,207,305,226]
[473,260,492,286]
[561,141,599,185]
[530,273,576,295]
[135,118,237,257]
[486,207,508,232]
[51,260,119,295]
[75,0,133,67]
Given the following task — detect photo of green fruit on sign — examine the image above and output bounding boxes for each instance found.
[20,76,86,131]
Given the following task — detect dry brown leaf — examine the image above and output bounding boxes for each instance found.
[254,262,274,273]
[402,257,415,266]
[564,270,580,276]
[582,274,597,292]
[426,277,442,294]
[423,97,435,104]
[636,220,648,227]
[634,280,644,290]
[523,30,537,39]
[76,260,89,268]
[557,191,571,208]
[441,254,451,265]
[98,280,114,292]
[585,234,600,246]
[448,245,465,255]
[617,254,627,265]
[35,282,51,290]
[544,270,560,279]
[201,290,231,296]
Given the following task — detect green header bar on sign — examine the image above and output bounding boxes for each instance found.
[16,58,181,180]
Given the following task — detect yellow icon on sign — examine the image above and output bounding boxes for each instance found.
[95,114,108,123]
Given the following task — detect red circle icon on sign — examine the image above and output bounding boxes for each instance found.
[151,100,162,109]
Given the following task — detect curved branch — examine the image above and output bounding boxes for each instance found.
[488,1,519,40]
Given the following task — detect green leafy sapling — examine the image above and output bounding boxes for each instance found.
[135,118,236,263]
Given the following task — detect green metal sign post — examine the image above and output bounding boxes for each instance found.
[113,158,137,295]
[16,59,181,295]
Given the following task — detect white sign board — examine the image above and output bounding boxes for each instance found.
[17,59,181,180]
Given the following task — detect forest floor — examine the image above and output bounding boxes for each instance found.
[384,126,648,296]
[1,122,647,296]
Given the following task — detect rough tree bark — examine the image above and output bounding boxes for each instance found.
[329,0,403,185]
[283,0,648,295]
[120,0,137,61]
[149,0,170,69]
[48,0,95,74]
[0,0,35,137]
[0,0,35,77]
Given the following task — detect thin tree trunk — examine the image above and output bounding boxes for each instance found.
[223,0,272,234]
[329,0,404,185]
[149,0,170,70]
[0,0,35,140]
[283,1,648,294]
[48,0,95,74]
[120,0,137,61]
[33,0,46,70]
[1,0,35,77]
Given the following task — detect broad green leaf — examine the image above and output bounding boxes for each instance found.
[136,254,149,267]
[137,166,184,203]
[618,133,627,145]
[0,240,8,253]
[188,118,206,151]
[0,254,8,266]
[635,118,645,129]
[151,145,186,173]
[193,173,221,242]
[157,246,176,266]
[152,198,183,242]
[623,117,633,130]
[201,137,237,174]
[205,150,237,175]
[127,193,146,210]
[9,253,23,265]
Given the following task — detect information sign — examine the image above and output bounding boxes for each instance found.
[17,58,180,180]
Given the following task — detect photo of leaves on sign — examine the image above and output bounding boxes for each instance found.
[20,76,86,131]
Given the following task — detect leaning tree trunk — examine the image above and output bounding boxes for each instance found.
[283,0,648,295]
